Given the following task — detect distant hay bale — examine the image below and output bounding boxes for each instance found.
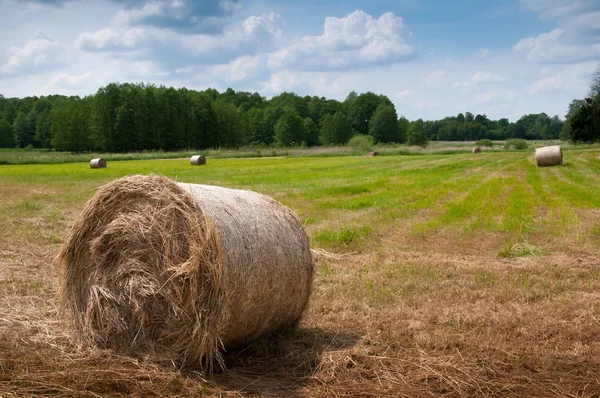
[89,158,106,169]
[365,151,379,157]
[190,155,206,165]
[535,145,563,167]
[57,174,313,369]
[472,147,482,154]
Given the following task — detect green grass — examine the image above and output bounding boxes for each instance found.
[2,148,600,254]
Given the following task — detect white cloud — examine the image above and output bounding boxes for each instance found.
[528,61,597,94]
[208,55,264,82]
[519,0,599,21]
[396,89,410,98]
[424,69,446,86]
[0,31,69,76]
[474,49,492,58]
[77,13,282,66]
[513,28,600,63]
[514,1,600,63]
[452,71,504,88]
[414,99,438,110]
[267,10,414,71]
[50,71,92,87]
[473,90,518,105]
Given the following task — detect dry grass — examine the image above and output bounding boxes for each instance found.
[2,152,600,397]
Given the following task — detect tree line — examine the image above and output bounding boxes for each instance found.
[0,83,572,153]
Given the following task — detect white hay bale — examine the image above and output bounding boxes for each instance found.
[535,145,563,167]
[472,147,482,154]
[190,155,206,165]
[89,158,107,169]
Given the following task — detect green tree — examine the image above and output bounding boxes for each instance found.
[407,119,428,147]
[397,116,409,143]
[369,103,399,143]
[302,117,319,146]
[274,106,304,146]
[13,111,36,148]
[35,108,52,148]
[213,99,244,148]
[570,95,600,143]
[0,118,15,148]
[320,111,352,145]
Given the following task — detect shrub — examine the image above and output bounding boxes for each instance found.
[347,134,375,152]
[475,139,493,147]
[504,139,528,150]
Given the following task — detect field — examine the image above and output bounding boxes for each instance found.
[1,148,600,397]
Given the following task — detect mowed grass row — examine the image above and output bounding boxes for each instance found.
[2,148,600,256]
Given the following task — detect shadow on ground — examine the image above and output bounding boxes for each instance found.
[207,327,360,397]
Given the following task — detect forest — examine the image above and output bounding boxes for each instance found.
[0,79,598,153]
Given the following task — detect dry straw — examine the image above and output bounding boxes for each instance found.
[190,155,206,165]
[57,174,313,369]
[535,145,563,167]
[472,147,482,154]
[89,158,107,169]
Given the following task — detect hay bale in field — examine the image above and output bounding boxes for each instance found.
[365,151,379,157]
[89,158,106,169]
[190,155,206,165]
[535,145,563,167]
[57,174,313,369]
[472,147,482,154]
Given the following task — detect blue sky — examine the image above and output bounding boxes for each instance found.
[0,0,598,121]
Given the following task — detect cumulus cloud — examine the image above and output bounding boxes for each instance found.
[453,71,505,88]
[77,13,282,66]
[519,0,600,21]
[208,55,264,82]
[515,0,600,63]
[513,28,600,62]
[0,31,69,76]
[267,10,414,71]
[474,49,492,58]
[424,69,446,86]
[528,61,598,94]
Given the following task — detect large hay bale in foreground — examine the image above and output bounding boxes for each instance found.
[535,145,563,167]
[89,158,106,168]
[57,174,313,369]
[190,155,206,165]
[472,147,482,154]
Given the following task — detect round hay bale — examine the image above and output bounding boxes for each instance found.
[190,155,206,166]
[535,145,563,167]
[57,174,313,369]
[89,158,107,169]
[365,151,379,157]
[472,147,482,154]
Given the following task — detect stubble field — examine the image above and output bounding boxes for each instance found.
[1,149,600,397]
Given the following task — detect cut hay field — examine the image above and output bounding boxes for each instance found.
[1,149,600,397]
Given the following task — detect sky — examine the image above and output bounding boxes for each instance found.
[0,0,599,121]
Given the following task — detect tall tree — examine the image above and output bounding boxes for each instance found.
[35,108,52,148]
[274,106,304,146]
[407,119,428,147]
[302,117,319,146]
[320,111,352,145]
[13,111,36,148]
[0,118,14,148]
[369,103,399,143]
[397,116,409,144]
